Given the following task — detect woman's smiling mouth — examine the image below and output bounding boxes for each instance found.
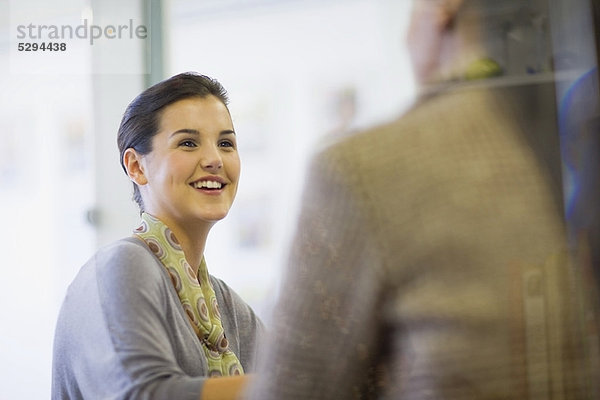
[191,177,227,191]
[193,180,223,189]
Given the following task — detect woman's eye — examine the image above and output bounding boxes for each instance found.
[180,140,197,148]
[219,140,235,148]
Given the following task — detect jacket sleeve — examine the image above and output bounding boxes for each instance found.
[245,147,387,400]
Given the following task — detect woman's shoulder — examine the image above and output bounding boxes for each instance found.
[70,237,166,294]
[60,238,170,330]
[94,237,155,269]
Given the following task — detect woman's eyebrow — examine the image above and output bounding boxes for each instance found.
[169,128,236,138]
[170,128,199,138]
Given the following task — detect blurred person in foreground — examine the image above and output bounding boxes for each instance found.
[245,0,600,399]
[52,73,264,400]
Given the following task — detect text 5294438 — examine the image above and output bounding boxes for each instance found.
[17,42,67,51]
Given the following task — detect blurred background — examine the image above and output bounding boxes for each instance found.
[0,0,598,398]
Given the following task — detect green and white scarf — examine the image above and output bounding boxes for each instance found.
[134,212,244,377]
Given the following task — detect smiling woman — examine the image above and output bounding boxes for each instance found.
[123,95,241,267]
[51,73,264,400]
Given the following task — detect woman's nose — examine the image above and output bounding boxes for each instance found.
[200,145,223,171]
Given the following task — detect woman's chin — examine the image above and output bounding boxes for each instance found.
[197,210,230,224]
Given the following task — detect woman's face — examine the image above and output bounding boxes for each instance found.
[137,95,240,231]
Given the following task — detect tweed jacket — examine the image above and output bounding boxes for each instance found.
[246,83,598,400]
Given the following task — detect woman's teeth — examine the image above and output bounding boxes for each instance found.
[194,181,223,189]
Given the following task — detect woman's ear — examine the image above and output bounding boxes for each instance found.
[444,0,466,29]
[123,148,148,186]
[439,0,463,30]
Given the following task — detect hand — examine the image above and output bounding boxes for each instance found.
[200,375,251,400]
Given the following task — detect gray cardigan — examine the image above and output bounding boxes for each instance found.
[52,237,264,400]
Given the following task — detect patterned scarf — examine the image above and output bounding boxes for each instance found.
[133,212,244,376]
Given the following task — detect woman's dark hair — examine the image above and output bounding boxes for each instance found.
[117,72,230,211]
